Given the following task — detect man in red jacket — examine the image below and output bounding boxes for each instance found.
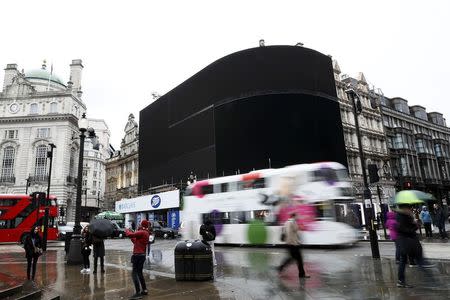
[126,220,150,299]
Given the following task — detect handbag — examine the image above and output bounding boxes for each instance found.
[280,227,286,242]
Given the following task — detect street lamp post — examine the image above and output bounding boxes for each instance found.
[42,143,56,251]
[67,113,88,264]
[346,89,380,259]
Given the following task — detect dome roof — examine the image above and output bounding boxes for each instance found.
[25,68,65,86]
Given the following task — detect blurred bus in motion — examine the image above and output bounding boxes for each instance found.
[182,162,358,246]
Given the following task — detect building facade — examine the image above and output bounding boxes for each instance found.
[380,97,450,203]
[104,114,139,211]
[333,60,397,207]
[0,60,110,223]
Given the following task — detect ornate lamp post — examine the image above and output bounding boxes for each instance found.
[67,113,89,264]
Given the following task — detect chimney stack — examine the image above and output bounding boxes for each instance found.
[69,59,83,96]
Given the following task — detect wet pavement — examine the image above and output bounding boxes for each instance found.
[1,240,450,299]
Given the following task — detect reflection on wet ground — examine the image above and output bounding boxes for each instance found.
[1,242,450,299]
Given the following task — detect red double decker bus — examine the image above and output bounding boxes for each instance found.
[0,193,58,243]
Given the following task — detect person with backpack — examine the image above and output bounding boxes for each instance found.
[92,234,105,274]
[81,225,92,274]
[200,219,217,266]
[126,219,150,299]
[277,212,310,279]
[24,225,43,281]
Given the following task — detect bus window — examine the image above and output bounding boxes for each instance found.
[315,202,335,220]
[253,178,266,189]
[229,211,246,224]
[238,181,253,191]
[201,185,213,195]
[313,168,338,183]
[0,198,17,206]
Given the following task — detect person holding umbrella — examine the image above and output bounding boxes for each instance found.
[395,191,434,288]
[126,219,150,299]
[89,219,114,274]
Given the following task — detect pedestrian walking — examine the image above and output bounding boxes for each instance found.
[420,206,433,238]
[81,225,92,274]
[277,212,310,279]
[200,219,217,266]
[24,226,43,281]
[396,204,433,288]
[434,203,448,239]
[92,235,105,274]
[126,219,150,300]
[385,211,399,263]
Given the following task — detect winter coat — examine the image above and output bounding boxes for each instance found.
[385,212,398,241]
[81,231,92,255]
[396,211,422,258]
[200,223,216,242]
[92,235,105,257]
[24,233,42,258]
[420,210,432,223]
[284,218,301,246]
[434,207,446,227]
[126,229,149,254]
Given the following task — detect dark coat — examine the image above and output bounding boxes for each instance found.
[435,207,446,227]
[24,233,42,258]
[396,211,422,258]
[199,223,216,241]
[81,230,92,255]
[92,235,105,257]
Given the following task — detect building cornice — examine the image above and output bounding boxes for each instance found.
[0,113,79,126]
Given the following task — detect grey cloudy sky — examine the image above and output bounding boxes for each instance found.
[1,0,449,147]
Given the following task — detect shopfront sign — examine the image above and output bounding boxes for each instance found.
[115,190,179,213]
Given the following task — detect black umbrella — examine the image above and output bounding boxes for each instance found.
[89,219,114,238]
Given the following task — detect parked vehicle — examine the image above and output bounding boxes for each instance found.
[151,221,178,239]
[111,221,126,238]
[58,222,89,241]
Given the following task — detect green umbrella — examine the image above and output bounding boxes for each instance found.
[95,211,124,219]
[395,190,434,205]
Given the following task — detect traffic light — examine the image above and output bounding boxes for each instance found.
[31,192,46,206]
[404,181,412,189]
[59,207,65,217]
[368,164,380,184]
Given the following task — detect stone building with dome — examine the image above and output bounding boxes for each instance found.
[0,60,110,223]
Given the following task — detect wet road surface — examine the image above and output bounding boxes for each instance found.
[1,240,450,299]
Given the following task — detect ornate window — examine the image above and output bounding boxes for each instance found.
[30,103,38,114]
[34,145,48,180]
[1,147,15,179]
[50,102,58,113]
[37,128,50,138]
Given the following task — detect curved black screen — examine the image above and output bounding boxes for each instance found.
[139,46,346,190]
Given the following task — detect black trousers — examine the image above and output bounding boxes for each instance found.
[94,256,104,272]
[26,255,39,280]
[131,254,147,293]
[424,223,432,238]
[82,252,90,269]
[278,245,306,277]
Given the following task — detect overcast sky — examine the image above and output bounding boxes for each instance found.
[1,0,449,147]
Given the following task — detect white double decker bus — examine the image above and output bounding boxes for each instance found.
[181,162,358,246]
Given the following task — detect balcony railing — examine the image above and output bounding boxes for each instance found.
[29,175,49,183]
[0,176,15,183]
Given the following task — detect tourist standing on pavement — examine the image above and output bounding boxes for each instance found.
[24,226,42,281]
[385,211,399,263]
[81,225,92,274]
[126,219,150,300]
[200,219,217,266]
[396,204,433,288]
[92,234,105,274]
[420,206,433,238]
[147,222,154,257]
[434,203,448,239]
[278,213,310,279]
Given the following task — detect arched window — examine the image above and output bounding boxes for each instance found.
[34,145,48,180]
[1,147,15,180]
[30,103,38,114]
[50,102,58,113]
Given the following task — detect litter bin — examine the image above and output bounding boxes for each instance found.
[174,240,213,281]
[65,232,73,254]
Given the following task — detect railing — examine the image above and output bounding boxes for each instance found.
[29,175,49,183]
[0,176,15,183]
